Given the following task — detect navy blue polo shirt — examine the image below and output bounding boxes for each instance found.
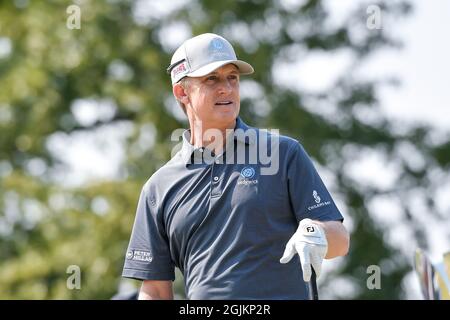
[122,117,343,299]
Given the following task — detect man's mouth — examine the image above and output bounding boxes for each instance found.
[215,101,233,106]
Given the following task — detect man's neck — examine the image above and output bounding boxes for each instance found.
[189,118,237,155]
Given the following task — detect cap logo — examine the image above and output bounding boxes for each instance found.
[171,61,187,78]
[208,38,233,60]
[211,38,224,50]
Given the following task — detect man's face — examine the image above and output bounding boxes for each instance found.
[182,64,240,127]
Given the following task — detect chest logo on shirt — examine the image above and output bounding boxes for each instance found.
[241,167,255,179]
[238,167,258,186]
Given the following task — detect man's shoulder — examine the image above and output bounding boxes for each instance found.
[249,125,301,152]
[277,133,300,148]
[141,155,184,194]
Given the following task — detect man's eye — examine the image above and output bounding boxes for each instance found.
[228,75,238,80]
[206,76,217,81]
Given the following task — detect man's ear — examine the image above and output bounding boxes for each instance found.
[173,83,189,105]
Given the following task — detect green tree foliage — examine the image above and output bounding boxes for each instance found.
[0,0,448,299]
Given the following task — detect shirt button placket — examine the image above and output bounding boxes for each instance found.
[210,163,222,198]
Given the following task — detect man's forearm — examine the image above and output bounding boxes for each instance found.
[139,280,174,300]
[313,220,350,259]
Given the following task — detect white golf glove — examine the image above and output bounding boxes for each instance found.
[279,218,328,282]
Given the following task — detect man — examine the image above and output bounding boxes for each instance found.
[122,33,350,300]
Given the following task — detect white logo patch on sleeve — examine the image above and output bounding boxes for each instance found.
[307,190,331,211]
[126,250,153,262]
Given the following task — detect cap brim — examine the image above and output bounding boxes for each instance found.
[187,60,254,78]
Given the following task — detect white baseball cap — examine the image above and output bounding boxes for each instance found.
[167,33,254,85]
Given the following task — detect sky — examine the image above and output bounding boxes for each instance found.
[364,0,450,130]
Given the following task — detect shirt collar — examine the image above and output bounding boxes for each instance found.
[180,117,256,165]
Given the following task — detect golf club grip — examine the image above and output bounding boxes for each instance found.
[309,269,319,300]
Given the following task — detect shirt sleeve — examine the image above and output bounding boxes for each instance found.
[122,185,175,281]
[287,141,344,223]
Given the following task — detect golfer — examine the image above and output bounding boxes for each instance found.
[122,33,350,300]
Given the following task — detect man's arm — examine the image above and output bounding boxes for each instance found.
[138,280,174,300]
[313,220,350,259]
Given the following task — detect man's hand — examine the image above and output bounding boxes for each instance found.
[280,219,328,282]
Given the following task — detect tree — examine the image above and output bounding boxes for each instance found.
[0,0,448,299]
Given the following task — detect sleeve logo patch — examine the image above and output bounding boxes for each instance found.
[308,190,331,211]
[313,190,321,203]
[126,250,153,262]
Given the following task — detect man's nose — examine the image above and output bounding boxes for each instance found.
[218,79,233,95]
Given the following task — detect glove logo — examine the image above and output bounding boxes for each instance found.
[313,190,321,203]
[306,226,315,233]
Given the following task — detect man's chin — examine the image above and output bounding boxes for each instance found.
[215,109,238,121]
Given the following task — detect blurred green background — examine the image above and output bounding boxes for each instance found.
[0,0,449,299]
